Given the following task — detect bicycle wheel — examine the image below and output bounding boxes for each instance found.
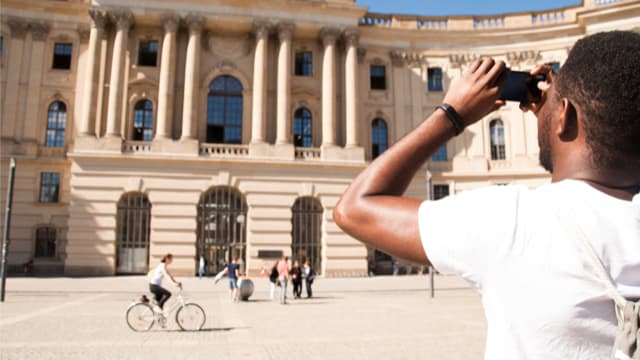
[126,303,155,332]
[176,303,205,331]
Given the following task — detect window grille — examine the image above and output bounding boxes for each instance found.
[45,101,66,147]
[292,197,323,274]
[293,108,312,147]
[490,119,506,160]
[371,118,388,159]
[116,193,151,274]
[39,172,60,203]
[207,76,243,144]
[133,100,153,141]
[197,187,247,275]
[433,184,450,200]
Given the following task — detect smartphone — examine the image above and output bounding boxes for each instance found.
[499,70,546,103]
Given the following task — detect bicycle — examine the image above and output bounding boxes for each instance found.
[126,289,206,332]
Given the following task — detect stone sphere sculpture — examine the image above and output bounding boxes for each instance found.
[237,277,254,300]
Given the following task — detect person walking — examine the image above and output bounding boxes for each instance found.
[303,260,316,298]
[333,31,640,359]
[148,254,181,327]
[290,260,303,299]
[276,256,290,304]
[221,257,241,302]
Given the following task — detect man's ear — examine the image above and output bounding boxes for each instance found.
[556,98,578,141]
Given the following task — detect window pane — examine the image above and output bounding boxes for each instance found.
[52,43,72,69]
[371,119,388,159]
[207,76,244,144]
[138,40,158,66]
[370,65,386,90]
[431,145,447,162]
[428,67,443,92]
[132,100,153,141]
[45,102,66,148]
[295,52,313,77]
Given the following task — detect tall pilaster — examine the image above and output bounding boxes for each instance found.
[250,21,270,144]
[320,28,339,150]
[78,8,106,137]
[181,15,204,141]
[275,23,294,146]
[155,14,179,140]
[344,29,359,148]
[1,19,28,141]
[105,12,132,138]
[21,22,50,144]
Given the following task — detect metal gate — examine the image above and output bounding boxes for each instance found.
[116,193,151,274]
[196,187,247,275]
[291,197,322,274]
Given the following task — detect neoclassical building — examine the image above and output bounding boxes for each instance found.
[1,0,638,276]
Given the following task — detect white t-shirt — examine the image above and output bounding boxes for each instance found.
[149,263,166,286]
[418,179,640,360]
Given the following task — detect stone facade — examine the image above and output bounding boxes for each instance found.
[1,0,638,276]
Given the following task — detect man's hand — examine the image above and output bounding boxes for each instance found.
[520,64,554,115]
[443,58,507,127]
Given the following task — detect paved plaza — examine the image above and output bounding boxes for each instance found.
[0,274,486,360]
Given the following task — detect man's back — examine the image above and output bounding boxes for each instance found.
[418,180,640,359]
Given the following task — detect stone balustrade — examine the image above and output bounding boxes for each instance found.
[122,141,152,153]
[488,160,512,170]
[295,147,321,160]
[200,143,249,157]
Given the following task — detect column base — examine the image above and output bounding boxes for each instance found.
[152,138,199,155]
[178,138,200,155]
[249,142,294,160]
[342,145,366,162]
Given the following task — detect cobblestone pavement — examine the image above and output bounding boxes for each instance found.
[0,275,486,360]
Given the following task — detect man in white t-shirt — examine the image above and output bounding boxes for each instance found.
[334,31,640,359]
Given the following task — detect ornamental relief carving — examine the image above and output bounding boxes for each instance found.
[206,34,251,59]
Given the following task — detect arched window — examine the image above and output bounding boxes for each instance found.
[116,193,151,274]
[133,100,154,141]
[293,108,312,147]
[292,197,322,274]
[45,101,66,147]
[207,76,243,144]
[371,118,388,159]
[197,187,247,275]
[490,119,506,160]
[35,226,56,258]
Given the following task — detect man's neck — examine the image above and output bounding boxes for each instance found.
[552,162,640,201]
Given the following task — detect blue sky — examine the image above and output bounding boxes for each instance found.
[355,0,582,16]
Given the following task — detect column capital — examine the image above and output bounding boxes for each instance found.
[88,8,108,30]
[8,18,28,38]
[253,20,271,39]
[320,27,340,47]
[277,22,295,42]
[357,47,367,64]
[30,22,50,41]
[110,11,133,31]
[343,28,359,47]
[78,27,91,42]
[185,14,205,33]
[161,14,180,33]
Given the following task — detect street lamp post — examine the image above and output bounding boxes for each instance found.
[1,158,17,302]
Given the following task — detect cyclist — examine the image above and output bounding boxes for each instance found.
[149,253,181,317]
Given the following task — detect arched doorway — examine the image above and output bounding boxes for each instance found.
[196,187,247,275]
[291,197,322,273]
[116,192,151,274]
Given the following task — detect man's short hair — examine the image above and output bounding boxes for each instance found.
[555,30,640,168]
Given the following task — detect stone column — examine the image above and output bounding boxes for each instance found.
[105,12,132,138]
[344,28,359,148]
[1,19,28,141]
[250,22,270,144]
[78,9,106,137]
[21,22,50,144]
[155,14,179,140]
[275,23,294,146]
[181,15,204,141]
[320,28,339,150]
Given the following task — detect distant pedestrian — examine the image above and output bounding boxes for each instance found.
[276,256,290,304]
[303,260,316,298]
[290,260,303,299]
[198,256,206,278]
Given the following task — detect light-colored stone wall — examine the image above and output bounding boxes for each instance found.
[1,0,638,276]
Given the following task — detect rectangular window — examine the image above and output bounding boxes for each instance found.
[549,61,561,74]
[137,40,158,67]
[39,172,60,203]
[427,67,443,92]
[431,145,447,162]
[52,43,72,70]
[294,51,312,77]
[432,184,450,200]
[35,227,56,258]
[370,65,386,90]
[0,36,4,61]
